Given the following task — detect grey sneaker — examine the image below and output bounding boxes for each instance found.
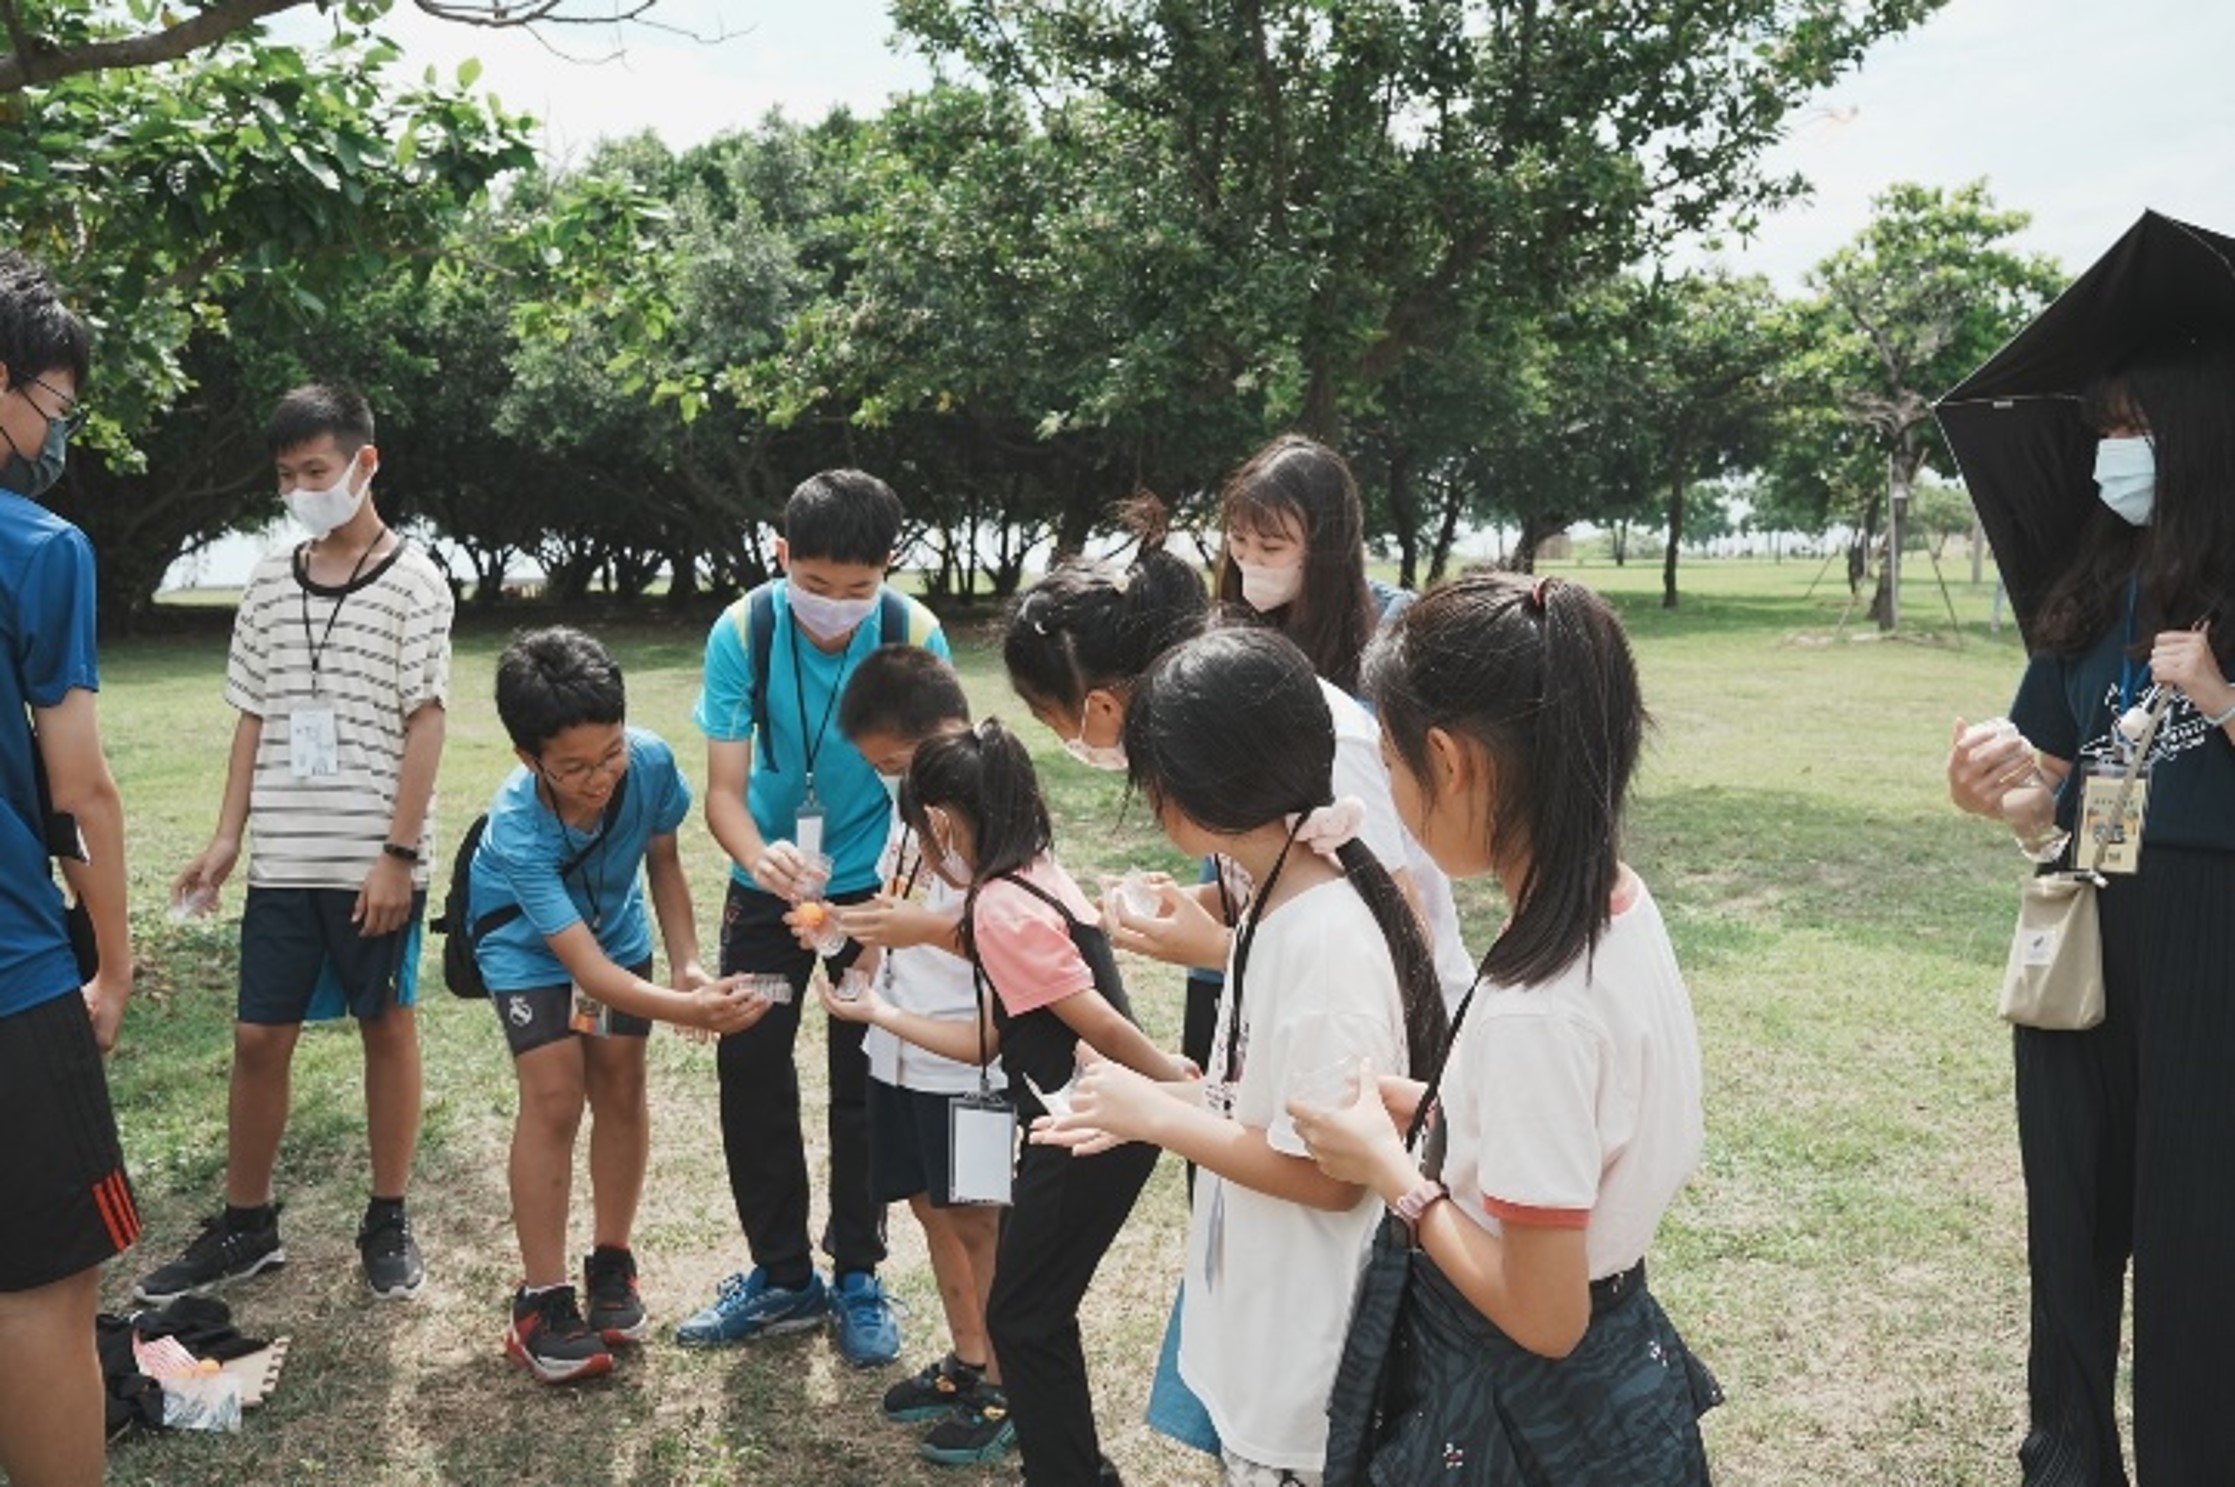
[357,1207,424,1300]
[136,1209,286,1304]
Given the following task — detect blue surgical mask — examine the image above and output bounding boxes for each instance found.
[2094,436,2156,526]
[0,414,68,499]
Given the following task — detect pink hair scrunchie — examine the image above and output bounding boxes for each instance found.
[1287,796,1367,866]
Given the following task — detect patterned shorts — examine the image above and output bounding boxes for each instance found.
[1222,1451,1320,1487]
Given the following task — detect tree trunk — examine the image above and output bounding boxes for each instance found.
[1385,446,1421,591]
[1869,449,1922,631]
[1427,473,1468,585]
[1661,469,1686,610]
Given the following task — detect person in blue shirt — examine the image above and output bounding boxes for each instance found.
[0,250,137,1487]
[680,469,946,1366]
[471,627,762,1385]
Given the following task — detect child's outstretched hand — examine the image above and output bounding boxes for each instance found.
[1288,1058,1412,1191]
[1101,874,1229,972]
[691,974,768,1037]
[817,972,888,1025]
[783,899,833,950]
[1030,1047,1166,1155]
[836,894,953,950]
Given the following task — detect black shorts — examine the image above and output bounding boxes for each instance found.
[868,1079,966,1207]
[492,961,655,1058]
[0,991,139,1291]
[240,886,427,1024]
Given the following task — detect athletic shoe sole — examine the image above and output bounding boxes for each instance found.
[134,1248,289,1306]
[919,1421,1018,1467]
[884,1400,963,1424]
[505,1333,615,1385]
[365,1270,424,1302]
[595,1316,650,1346]
[675,1310,827,1347]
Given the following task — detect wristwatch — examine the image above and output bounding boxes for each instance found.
[381,841,422,864]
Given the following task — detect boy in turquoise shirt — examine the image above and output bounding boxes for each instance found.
[680,469,946,1365]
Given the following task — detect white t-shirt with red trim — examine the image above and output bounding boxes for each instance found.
[1437,871,1703,1280]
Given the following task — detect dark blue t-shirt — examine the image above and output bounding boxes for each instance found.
[0,490,101,1016]
[2009,618,2235,857]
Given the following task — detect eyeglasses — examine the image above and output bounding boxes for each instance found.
[19,374,89,437]
[539,745,627,786]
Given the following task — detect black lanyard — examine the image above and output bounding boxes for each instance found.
[540,771,626,933]
[1222,824,1302,1088]
[297,529,389,695]
[788,619,845,800]
[890,826,925,900]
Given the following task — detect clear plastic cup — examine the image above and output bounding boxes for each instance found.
[743,972,796,1006]
[167,883,218,924]
[1106,868,1160,923]
[832,966,873,1004]
[793,849,835,904]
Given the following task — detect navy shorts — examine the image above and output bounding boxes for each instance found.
[240,886,426,1024]
[868,1078,964,1207]
[491,960,655,1058]
[0,990,139,1290]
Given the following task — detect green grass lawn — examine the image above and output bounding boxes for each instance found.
[95,555,2054,1484]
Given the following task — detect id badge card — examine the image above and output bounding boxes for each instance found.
[288,708,340,779]
[2079,758,2149,875]
[795,798,826,858]
[569,985,611,1037]
[948,1093,1016,1207]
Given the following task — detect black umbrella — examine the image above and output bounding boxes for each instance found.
[1934,210,2235,641]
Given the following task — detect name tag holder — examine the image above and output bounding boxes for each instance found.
[289,708,339,779]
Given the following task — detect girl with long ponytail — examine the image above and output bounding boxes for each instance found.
[1033,627,1447,1486]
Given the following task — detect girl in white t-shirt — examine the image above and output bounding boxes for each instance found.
[1034,627,1448,1487]
[1288,572,1720,1486]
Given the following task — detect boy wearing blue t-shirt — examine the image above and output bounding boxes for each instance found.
[472,627,762,1384]
[0,250,137,1486]
[680,469,947,1365]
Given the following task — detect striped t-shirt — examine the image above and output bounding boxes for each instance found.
[224,539,453,889]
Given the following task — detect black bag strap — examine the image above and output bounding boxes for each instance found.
[465,767,630,941]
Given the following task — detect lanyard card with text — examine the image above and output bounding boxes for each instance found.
[948,1092,1016,1206]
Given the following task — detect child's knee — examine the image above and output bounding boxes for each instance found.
[232,1021,297,1074]
[517,1081,586,1141]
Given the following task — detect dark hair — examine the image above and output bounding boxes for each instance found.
[494,626,627,754]
[267,383,375,458]
[2036,339,2235,661]
[1215,435,1377,692]
[839,644,971,742]
[1004,548,1210,716]
[0,251,91,389]
[901,719,1053,964]
[1123,627,1447,1081]
[1366,573,1645,987]
[784,468,904,565]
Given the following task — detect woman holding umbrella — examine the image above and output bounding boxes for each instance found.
[1947,336,2235,1485]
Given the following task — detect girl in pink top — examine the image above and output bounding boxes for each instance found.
[822,720,1189,1487]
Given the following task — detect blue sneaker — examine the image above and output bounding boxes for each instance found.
[674,1267,828,1347]
[830,1270,901,1367]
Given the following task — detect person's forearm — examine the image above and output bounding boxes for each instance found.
[58,773,128,981]
[646,847,704,974]
[212,713,261,845]
[385,703,444,850]
[1144,1104,1359,1210]
[706,790,767,874]
[868,1000,996,1065]
[1055,993,1177,1079]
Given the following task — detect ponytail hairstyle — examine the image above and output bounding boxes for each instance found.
[1215,434,1378,693]
[899,718,1055,966]
[2035,337,2235,662]
[1123,626,1447,1080]
[1365,572,1645,988]
[1003,513,1211,717]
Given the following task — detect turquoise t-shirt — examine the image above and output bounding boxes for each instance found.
[467,727,693,993]
[693,580,948,896]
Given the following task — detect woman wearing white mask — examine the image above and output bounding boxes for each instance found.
[1947,339,2235,1483]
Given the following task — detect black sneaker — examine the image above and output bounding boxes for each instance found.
[920,1386,1017,1466]
[583,1246,647,1345]
[135,1208,286,1304]
[506,1285,614,1384]
[883,1352,984,1423]
[357,1207,424,1300]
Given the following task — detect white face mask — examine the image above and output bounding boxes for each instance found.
[2093,436,2156,526]
[284,455,371,537]
[788,584,878,641]
[1237,558,1304,613]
